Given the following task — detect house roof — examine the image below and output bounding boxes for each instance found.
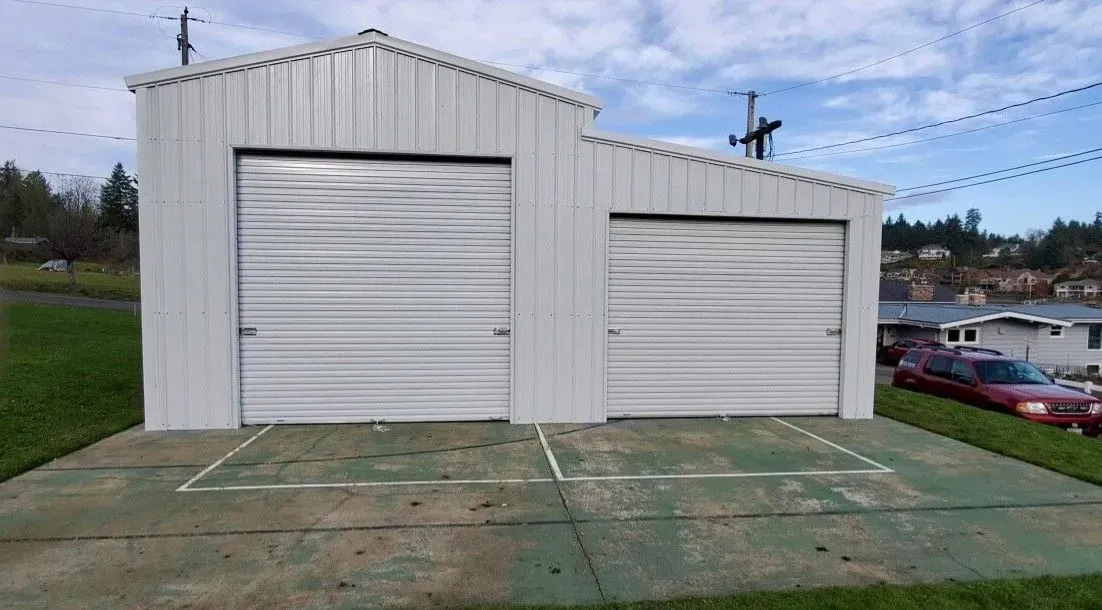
[879,302,1102,329]
[124,30,604,108]
[878,280,956,303]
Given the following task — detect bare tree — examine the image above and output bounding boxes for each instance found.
[44,178,101,288]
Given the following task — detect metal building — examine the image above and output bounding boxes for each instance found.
[125,32,894,430]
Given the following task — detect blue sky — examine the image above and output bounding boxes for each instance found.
[2,0,1100,236]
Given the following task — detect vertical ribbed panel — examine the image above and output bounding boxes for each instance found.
[606,217,846,417]
[132,37,886,429]
[235,155,512,423]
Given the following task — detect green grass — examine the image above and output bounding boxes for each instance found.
[0,303,143,481]
[515,573,1102,609]
[0,262,140,301]
[874,384,1102,486]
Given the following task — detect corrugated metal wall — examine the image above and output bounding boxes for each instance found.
[133,37,886,429]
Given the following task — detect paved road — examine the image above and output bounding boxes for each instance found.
[1,290,140,312]
[875,364,894,386]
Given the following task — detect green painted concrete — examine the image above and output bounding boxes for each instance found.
[0,416,1099,607]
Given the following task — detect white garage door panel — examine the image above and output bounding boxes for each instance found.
[237,155,511,424]
[607,217,845,418]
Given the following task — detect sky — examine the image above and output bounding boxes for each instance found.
[2,0,1101,237]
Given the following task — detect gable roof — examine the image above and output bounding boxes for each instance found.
[878,302,1102,329]
[124,31,603,109]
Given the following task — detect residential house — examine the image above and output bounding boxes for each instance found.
[969,268,1052,294]
[877,302,1102,373]
[982,243,1021,258]
[880,250,913,264]
[917,244,951,261]
[1055,279,1102,299]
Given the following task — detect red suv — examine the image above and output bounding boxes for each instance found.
[892,347,1102,436]
[876,338,944,366]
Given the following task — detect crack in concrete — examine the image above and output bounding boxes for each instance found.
[3,498,1101,545]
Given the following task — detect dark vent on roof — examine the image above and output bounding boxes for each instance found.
[358,28,388,36]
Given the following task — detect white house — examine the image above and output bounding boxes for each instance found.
[878,302,1102,374]
[1055,279,1102,299]
[983,243,1021,258]
[124,31,893,430]
[917,244,951,260]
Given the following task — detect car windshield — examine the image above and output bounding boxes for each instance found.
[973,360,1052,385]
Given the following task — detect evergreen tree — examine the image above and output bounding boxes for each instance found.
[0,160,23,237]
[19,170,55,236]
[98,163,138,232]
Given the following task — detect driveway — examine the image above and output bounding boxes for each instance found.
[1,290,139,312]
[876,364,895,386]
[1,417,1100,607]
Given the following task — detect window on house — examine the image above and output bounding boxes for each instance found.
[947,328,978,344]
[1090,324,1102,350]
[1050,325,1064,338]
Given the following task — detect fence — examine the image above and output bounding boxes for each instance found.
[1031,361,1102,381]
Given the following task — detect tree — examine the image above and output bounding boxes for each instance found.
[98,162,138,232]
[964,208,982,235]
[43,178,102,287]
[0,160,23,237]
[20,171,56,236]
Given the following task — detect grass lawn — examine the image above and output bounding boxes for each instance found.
[536,573,1102,609]
[0,302,143,481]
[0,261,140,301]
[874,384,1102,486]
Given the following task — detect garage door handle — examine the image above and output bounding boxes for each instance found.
[492,327,510,336]
[239,327,257,337]
[608,328,622,335]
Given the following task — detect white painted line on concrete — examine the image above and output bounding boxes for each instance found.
[559,468,892,482]
[182,477,556,492]
[769,418,894,473]
[533,423,565,481]
[176,424,274,492]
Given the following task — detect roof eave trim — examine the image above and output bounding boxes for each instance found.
[877,319,943,329]
[581,128,896,195]
[937,312,1072,329]
[124,33,604,109]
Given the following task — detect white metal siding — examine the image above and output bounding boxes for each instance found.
[130,36,890,429]
[606,217,846,417]
[236,155,511,423]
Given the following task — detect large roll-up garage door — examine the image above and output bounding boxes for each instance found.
[236,155,511,424]
[606,216,846,417]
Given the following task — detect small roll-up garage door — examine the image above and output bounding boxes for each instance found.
[606,216,846,417]
[236,154,512,424]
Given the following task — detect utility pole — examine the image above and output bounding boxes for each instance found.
[743,91,756,158]
[733,116,783,161]
[178,7,193,66]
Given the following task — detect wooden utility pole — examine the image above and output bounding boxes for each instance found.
[178,7,192,65]
[743,91,756,158]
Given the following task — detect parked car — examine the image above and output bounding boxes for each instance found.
[38,259,67,272]
[892,347,1102,436]
[876,338,945,366]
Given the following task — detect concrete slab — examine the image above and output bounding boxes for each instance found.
[1,417,1100,607]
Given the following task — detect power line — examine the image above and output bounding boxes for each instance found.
[10,0,749,96]
[0,74,127,92]
[482,60,749,96]
[885,153,1102,201]
[896,147,1102,192]
[192,17,312,39]
[777,80,1102,157]
[783,99,1102,161]
[38,169,108,180]
[0,125,136,141]
[764,0,1049,96]
[7,0,173,20]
